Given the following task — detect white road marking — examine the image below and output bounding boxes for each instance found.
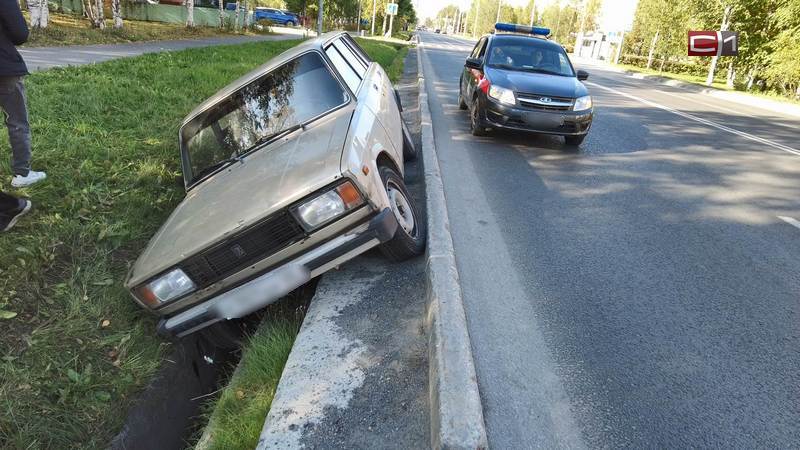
[778,216,800,230]
[587,82,800,157]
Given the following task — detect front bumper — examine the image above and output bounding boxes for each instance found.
[481,97,593,136]
[157,208,398,338]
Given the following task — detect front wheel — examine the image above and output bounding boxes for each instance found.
[378,166,426,261]
[402,121,417,161]
[458,82,468,110]
[564,134,586,146]
[470,100,487,136]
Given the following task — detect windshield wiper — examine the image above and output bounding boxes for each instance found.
[248,123,304,153]
[192,155,242,184]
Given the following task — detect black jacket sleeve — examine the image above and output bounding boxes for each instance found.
[0,0,30,46]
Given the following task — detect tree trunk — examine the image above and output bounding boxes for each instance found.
[726,61,735,88]
[646,30,659,69]
[746,68,756,90]
[95,0,105,29]
[28,0,50,29]
[234,1,240,30]
[241,0,248,29]
[186,0,195,27]
[112,0,123,29]
[219,0,224,28]
[706,6,733,86]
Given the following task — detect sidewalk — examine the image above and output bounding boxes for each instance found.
[21,34,299,72]
[571,55,800,119]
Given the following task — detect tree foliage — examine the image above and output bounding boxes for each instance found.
[627,0,800,97]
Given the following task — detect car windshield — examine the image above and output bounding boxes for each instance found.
[181,52,347,186]
[486,38,574,77]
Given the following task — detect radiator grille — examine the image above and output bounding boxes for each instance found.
[517,93,574,111]
[180,211,305,288]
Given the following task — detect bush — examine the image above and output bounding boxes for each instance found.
[619,54,709,78]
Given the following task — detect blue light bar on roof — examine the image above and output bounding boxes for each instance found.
[495,22,550,36]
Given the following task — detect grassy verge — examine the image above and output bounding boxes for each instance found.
[613,62,800,105]
[24,11,264,47]
[0,38,302,449]
[193,39,409,450]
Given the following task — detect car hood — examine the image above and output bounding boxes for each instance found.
[127,106,353,288]
[485,67,588,98]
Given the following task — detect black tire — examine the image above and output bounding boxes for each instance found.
[458,82,468,110]
[470,98,487,136]
[564,134,586,146]
[378,166,426,261]
[402,122,417,161]
[286,20,296,26]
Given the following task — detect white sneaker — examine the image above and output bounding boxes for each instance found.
[11,170,47,187]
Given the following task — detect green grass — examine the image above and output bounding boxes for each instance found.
[195,318,302,450]
[24,11,264,47]
[0,35,408,449]
[0,38,302,449]
[192,40,409,450]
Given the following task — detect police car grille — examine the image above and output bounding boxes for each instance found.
[180,212,305,288]
[517,93,574,111]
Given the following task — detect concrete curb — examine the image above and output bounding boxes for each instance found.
[619,70,800,119]
[417,40,489,450]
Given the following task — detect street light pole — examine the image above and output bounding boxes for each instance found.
[371,0,376,35]
[357,0,362,33]
[496,0,501,23]
[317,0,323,34]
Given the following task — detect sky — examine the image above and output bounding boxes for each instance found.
[416,0,639,32]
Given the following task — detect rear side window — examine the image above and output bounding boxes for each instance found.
[325,39,364,92]
[333,40,367,75]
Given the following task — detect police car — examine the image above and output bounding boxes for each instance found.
[458,23,593,145]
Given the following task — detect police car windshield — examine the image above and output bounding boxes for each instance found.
[487,38,574,77]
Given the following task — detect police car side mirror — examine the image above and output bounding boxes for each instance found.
[577,70,589,81]
[465,58,483,70]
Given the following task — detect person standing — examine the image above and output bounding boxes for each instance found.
[0,191,31,232]
[0,0,47,187]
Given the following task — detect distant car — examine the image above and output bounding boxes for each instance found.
[253,7,299,26]
[125,32,424,343]
[434,28,441,33]
[458,23,593,145]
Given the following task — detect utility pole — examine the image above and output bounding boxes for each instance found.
[371,0,376,35]
[357,0,362,33]
[529,1,535,26]
[496,0,501,23]
[472,0,480,37]
[317,0,323,35]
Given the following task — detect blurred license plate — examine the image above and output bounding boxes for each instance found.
[527,113,564,128]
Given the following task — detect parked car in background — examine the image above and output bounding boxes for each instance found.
[253,7,300,26]
[125,32,423,344]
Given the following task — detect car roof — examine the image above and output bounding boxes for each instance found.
[182,31,348,126]
[485,33,564,51]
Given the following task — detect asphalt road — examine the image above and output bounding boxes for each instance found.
[418,31,800,448]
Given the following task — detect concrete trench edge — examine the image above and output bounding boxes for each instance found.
[417,41,489,450]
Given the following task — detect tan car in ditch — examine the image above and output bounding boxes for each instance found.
[125,32,425,341]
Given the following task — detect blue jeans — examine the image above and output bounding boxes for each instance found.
[0,190,20,214]
[0,76,31,177]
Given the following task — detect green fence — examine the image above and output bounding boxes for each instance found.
[122,4,247,27]
[50,0,84,14]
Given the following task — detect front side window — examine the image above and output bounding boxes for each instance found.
[181,52,347,187]
[486,38,575,77]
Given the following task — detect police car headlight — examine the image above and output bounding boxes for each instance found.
[488,85,516,106]
[573,95,593,111]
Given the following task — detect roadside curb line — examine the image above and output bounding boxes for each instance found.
[417,40,489,450]
[618,69,800,119]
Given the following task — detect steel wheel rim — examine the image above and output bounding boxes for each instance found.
[387,181,416,236]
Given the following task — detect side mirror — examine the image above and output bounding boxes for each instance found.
[577,70,589,81]
[465,57,483,70]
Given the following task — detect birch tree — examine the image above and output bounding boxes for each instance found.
[112,0,124,29]
[186,0,196,27]
[28,0,50,29]
[219,0,225,28]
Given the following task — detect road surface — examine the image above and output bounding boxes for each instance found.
[418,31,800,448]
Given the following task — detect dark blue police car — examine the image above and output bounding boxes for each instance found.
[458,23,593,145]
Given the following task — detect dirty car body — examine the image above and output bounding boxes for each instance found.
[125,33,423,338]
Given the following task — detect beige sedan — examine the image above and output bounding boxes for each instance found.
[125,32,424,341]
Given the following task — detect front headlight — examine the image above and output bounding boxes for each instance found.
[573,95,593,111]
[488,85,516,106]
[136,268,196,307]
[292,181,364,231]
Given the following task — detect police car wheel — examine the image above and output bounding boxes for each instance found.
[458,83,468,110]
